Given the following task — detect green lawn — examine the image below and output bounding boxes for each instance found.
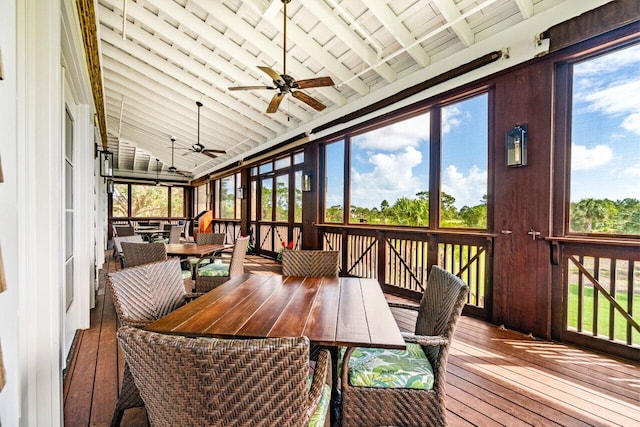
[567,283,640,345]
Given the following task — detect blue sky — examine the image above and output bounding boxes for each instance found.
[571,43,640,202]
[327,95,488,210]
[325,43,640,211]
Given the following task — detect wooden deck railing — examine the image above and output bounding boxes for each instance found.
[551,237,640,357]
[318,224,493,317]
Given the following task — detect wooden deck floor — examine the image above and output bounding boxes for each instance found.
[63,253,640,426]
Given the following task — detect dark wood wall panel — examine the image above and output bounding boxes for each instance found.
[491,61,554,338]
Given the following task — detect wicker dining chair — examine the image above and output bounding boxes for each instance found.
[113,224,135,237]
[281,250,340,277]
[121,242,167,268]
[194,235,250,293]
[112,235,144,268]
[340,266,469,427]
[195,232,226,245]
[108,258,189,426]
[117,326,332,427]
[167,225,182,244]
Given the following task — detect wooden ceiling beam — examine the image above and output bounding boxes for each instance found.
[300,0,397,83]
[243,0,370,95]
[99,2,303,127]
[199,0,347,107]
[514,0,535,19]
[100,43,274,141]
[431,0,475,47]
[366,1,430,67]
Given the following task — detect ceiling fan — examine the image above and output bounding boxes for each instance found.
[228,0,335,113]
[166,137,192,177]
[154,159,172,187]
[180,101,227,158]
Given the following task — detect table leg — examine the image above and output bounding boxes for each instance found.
[328,346,341,427]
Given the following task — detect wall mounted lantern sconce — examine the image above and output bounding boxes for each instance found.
[302,171,312,192]
[106,179,114,194]
[236,186,245,199]
[506,124,527,167]
[99,150,114,177]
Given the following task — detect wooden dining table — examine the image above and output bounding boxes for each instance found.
[164,243,233,258]
[145,273,405,349]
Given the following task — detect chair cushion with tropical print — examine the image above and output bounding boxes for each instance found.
[346,342,434,390]
[197,261,230,277]
[308,382,331,427]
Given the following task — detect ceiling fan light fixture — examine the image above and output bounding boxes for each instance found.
[226,0,334,114]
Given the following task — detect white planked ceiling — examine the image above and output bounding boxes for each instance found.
[96,0,606,182]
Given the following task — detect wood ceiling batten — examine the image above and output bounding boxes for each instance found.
[76,0,108,147]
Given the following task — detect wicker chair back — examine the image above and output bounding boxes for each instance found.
[282,250,340,277]
[117,327,319,427]
[121,242,167,268]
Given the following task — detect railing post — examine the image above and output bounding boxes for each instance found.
[377,230,386,287]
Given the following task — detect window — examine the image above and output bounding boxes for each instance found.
[275,174,289,221]
[440,94,488,228]
[250,180,257,221]
[261,178,273,221]
[113,184,129,217]
[349,113,430,226]
[569,43,640,235]
[324,140,345,223]
[196,184,208,215]
[131,185,169,217]
[294,170,302,223]
[170,187,184,217]
[220,175,235,218]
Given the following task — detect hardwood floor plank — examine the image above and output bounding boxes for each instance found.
[451,339,637,426]
[63,290,103,426]
[447,370,564,426]
[453,323,640,412]
[89,274,119,425]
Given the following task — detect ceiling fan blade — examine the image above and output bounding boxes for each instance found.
[202,151,220,159]
[295,76,335,89]
[258,66,284,85]
[181,151,193,156]
[228,85,276,91]
[203,149,226,154]
[266,93,286,114]
[291,91,326,111]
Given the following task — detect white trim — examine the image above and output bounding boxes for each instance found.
[17,0,64,424]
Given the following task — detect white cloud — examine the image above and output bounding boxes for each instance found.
[582,80,640,118]
[571,144,613,170]
[350,146,424,208]
[353,114,429,151]
[441,164,487,209]
[622,113,640,135]
[573,43,640,136]
[574,43,640,77]
[626,162,640,177]
[442,105,463,134]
